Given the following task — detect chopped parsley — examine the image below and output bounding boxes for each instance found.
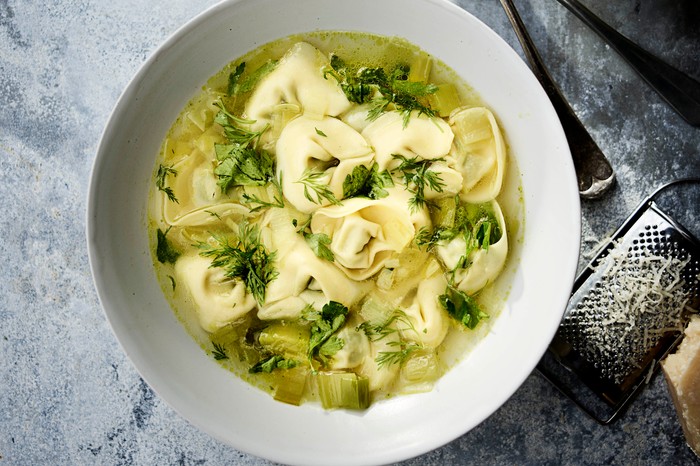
[342,163,394,200]
[294,216,334,262]
[156,227,180,264]
[439,285,488,330]
[303,301,348,365]
[249,355,298,373]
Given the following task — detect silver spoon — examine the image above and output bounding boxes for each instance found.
[499,0,615,199]
[554,0,700,127]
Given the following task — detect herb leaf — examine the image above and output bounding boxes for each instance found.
[357,309,418,342]
[197,223,277,305]
[315,127,327,137]
[249,355,298,373]
[305,301,349,365]
[391,154,445,211]
[227,62,246,96]
[156,164,178,203]
[156,227,180,264]
[439,286,488,330]
[212,342,228,360]
[376,340,422,369]
[236,60,278,95]
[295,168,342,206]
[241,176,285,212]
[342,163,394,200]
[214,144,275,192]
[304,232,334,262]
[325,57,437,125]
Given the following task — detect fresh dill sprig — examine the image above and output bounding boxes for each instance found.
[212,342,228,360]
[197,223,277,305]
[156,164,178,203]
[357,309,419,342]
[391,154,445,211]
[241,177,285,212]
[213,100,268,148]
[295,168,342,206]
[376,341,422,369]
[325,57,437,126]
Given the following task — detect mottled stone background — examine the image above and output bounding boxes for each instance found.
[1,0,699,464]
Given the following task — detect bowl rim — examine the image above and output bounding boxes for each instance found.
[86,0,581,464]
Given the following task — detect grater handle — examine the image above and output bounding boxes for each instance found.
[499,0,615,199]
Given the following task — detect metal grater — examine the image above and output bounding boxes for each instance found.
[537,179,700,424]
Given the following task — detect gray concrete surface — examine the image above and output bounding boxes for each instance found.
[1,0,699,464]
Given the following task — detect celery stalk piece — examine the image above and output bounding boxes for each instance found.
[317,371,370,410]
[274,366,309,406]
[258,323,310,360]
[432,196,457,229]
[429,83,462,117]
[408,54,432,83]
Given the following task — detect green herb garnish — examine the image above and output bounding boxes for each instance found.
[214,143,275,192]
[304,301,348,365]
[197,223,277,305]
[294,216,334,262]
[212,342,228,360]
[375,341,422,369]
[227,62,246,96]
[156,227,180,264]
[391,154,445,211]
[241,177,285,212]
[156,164,178,203]
[315,127,327,137]
[325,56,438,126]
[439,285,488,330]
[249,355,298,373]
[295,168,342,206]
[342,163,394,200]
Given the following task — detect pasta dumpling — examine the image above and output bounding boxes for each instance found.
[362,110,453,170]
[437,200,509,295]
[276,115,374,213]
[259,212,370,320]
[245,41,352,143]
[449,106,506,203]
[174,254,257,333]
[401,261,450,348]
[310,188,430,280]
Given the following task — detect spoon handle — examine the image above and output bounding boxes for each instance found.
[499,0,615,199]
[555,0,700,127]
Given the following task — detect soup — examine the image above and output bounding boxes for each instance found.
[149,32,520,409]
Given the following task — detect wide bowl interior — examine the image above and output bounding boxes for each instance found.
[87,0,581,464]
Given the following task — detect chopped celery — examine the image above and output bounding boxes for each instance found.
[431,196,458,229]
[274,366,309,406]
[259,323,309,360]
[429,83,462,117]
[408,53,432,83]
[317,371,370,409]
[401,350,440,384]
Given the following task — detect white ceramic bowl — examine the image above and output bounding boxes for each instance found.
[87,0,581,464]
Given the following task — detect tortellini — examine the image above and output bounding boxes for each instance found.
[174,254,257,333]
[259,210,370,320]
[436,200,509,295]
[361,110,454,170]
[245,41,352,147]
[276,115,373,213]
[161,147,251,227]
[400,261,450,349]
[449,106,506,203]
[310,188,430,280]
